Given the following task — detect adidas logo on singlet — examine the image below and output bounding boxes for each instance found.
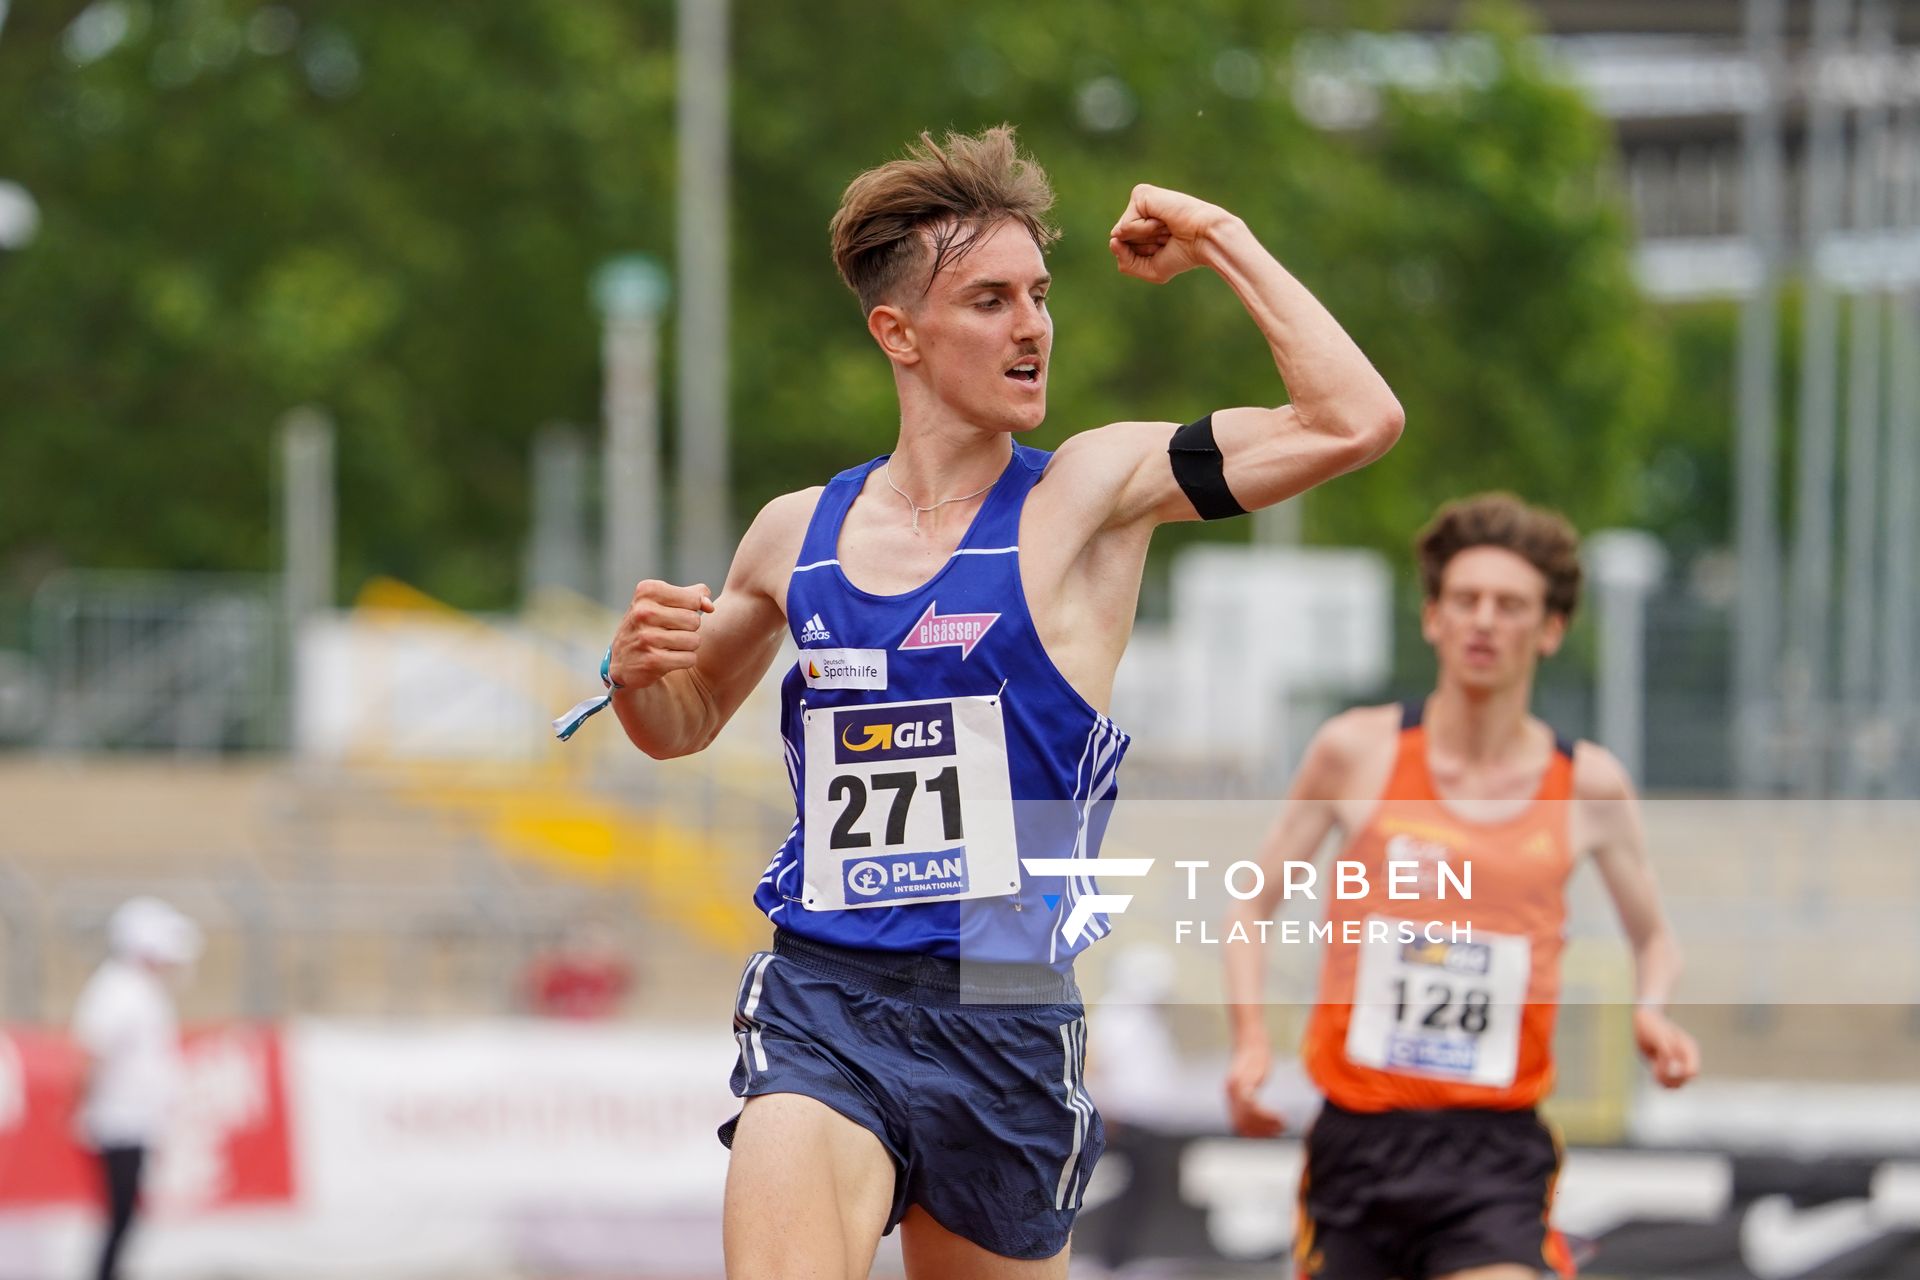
[798,613,832,644]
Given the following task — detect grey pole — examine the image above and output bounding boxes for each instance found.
[1840,0,1895,793]
[1886,293,1920,793]
[523,424,596,604]
[280,406,336,646]
[675,0,732,588]
[1786,0,1852,795]
[594,256,670,610]
[0,861,43,1021]
[1591,530,1668,787]
[1884,98,1920,794]
[1734,0,1788,794]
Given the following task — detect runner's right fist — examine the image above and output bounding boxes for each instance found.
[1633,1007,1700,1089]
[609,581,715,689]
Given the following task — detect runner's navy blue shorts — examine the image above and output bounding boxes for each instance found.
[718,929,1103,1260]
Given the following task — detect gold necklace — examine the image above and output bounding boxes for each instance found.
[883,463,996,533]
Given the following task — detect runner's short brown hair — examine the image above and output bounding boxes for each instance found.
[829,125,1060,314]
[1416,493,1584,619]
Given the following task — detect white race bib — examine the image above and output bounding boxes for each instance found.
[801,694,1019,911]
[1344,915,1531,1089]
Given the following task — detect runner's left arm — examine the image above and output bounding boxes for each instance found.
[1580,743,1701,1088]
[1084,185,1404,528]
[1221,714,1359,1136]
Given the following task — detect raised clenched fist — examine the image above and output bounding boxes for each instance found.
[609,580,715,690]
[1108,184,1241,285]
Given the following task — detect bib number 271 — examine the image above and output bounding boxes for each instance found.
[828,768,963,849]
[801,695,1019,911]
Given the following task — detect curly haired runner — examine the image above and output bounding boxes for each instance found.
[1223,494,1701,1280]
[558,124,1402,1277]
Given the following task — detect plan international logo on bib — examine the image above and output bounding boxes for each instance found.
[845,850,970,902]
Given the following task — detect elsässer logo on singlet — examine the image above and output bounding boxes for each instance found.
[897,603,999,659]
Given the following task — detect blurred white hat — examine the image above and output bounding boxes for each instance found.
[108,897,203,966]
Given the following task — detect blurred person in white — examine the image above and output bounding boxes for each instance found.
[1083,945,1189,1271]
[70,897,202,1280]
[1090,945,1184,1126]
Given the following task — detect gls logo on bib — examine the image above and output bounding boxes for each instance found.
[832,705,955,764]
[800,648,888,691]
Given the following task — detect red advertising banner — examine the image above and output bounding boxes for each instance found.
[0,1027,91,1206]
[0,1025,293,1211]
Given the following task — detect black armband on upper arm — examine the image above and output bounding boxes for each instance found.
[1168,414,1247,520]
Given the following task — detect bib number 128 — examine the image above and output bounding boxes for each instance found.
[1394,978,1492,1035]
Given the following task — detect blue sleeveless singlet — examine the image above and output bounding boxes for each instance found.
[752,444,1131,970]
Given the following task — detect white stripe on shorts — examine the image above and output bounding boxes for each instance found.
[1055,1016,1088,1210]
[735,953,775,1076]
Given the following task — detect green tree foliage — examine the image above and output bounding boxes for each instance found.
[2,0,1673,608]
[733,0,1673,571]
[1298,12,1672,551]
[0,0,675,604]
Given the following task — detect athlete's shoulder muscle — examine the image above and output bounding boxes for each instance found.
[732,487,824,603]
[1041,421,1180,530]
[1258,705,1398,868]
[1571,740,1642,862]
[1571,740,1635,803]
[1297,703,1401,804]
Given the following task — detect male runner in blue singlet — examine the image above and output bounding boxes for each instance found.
[594,126,1403,1277]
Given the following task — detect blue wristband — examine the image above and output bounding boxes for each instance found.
[551,645,620,742]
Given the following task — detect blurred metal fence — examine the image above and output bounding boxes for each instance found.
[31,570,288,753]
[0,844,626,1026]
[12,562,1918,800]
[1641,586,1738,793]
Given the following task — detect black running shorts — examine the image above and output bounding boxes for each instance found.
[1295,1101,1574,1280]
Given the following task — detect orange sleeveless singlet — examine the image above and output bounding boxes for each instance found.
[1301,700,1577,1113]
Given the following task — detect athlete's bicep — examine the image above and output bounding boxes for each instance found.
[685,491,816,730]
[1242,723,1354,914]
[1107,406,1386,528]
[1579,747,1670,945]
[1214,406,1382,515]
